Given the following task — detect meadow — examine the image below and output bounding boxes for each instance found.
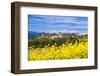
[28,33,88,61]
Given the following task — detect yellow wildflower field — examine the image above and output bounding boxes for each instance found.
[28,40,88,60]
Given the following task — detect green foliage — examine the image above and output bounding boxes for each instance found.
[28,35,87,48]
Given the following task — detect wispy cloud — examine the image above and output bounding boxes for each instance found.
[28,15,88,34]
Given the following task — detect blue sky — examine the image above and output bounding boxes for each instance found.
[28,15,88,34]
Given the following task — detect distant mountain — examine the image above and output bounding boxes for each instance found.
[28,31,40,38]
